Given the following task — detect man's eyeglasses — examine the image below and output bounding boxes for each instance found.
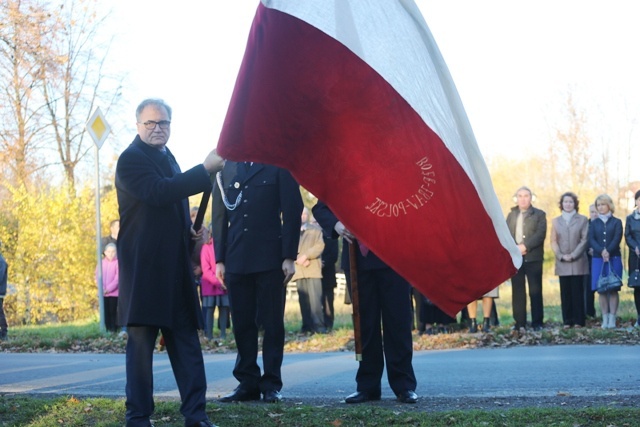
[139,120,171,130]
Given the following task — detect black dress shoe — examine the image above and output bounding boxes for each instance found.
[263,389,283,403]
[344,391,381,404]
[187,420,217,427]
[219,387,261,403]
[397,390,418,404]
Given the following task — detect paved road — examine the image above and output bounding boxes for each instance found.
[1,346,639,401]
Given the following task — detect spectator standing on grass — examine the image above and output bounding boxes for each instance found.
[624,189,640,328]
[200,231,229,340]
[589,194,623,329]
[550,192,589,328]
[506,186,547,331]
[292,207,326,334]
[96,243,120,333]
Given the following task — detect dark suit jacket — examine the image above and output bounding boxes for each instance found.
[212,162,302,274]
[312,201,387,271]
[506,205,547,263]
[589,216,623,258]
[115,136,212,328]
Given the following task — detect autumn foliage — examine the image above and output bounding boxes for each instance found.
[0,183,118,325]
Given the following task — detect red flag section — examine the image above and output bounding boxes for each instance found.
[217,1,521,316]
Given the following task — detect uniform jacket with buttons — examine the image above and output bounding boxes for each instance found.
[588,215,622,259]
[506,205,547,263]
[212,161,303,275]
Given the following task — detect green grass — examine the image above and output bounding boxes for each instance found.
[2,395,639,427]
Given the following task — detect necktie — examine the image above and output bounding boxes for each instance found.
[515,212,524,244]
[168,156,180,175]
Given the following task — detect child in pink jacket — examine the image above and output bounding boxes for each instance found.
[200,234,229,340]
[96,243,119,333]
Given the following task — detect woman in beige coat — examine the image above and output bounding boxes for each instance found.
[551,192,590,327]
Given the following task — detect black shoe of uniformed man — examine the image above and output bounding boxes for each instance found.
[344,391,381,404]
[397,390,418,404]
[219,387,261,403]
[263,389,283,403]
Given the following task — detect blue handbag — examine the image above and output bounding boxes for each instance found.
[597,261,622,293]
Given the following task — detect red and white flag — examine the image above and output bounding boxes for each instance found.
[217,0,521,316]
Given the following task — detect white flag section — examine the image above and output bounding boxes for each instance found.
[217,0,522,316]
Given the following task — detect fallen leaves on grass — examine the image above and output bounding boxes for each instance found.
[2,320,639,354]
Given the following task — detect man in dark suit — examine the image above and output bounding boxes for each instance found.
[312,201,418,404]
[115,98,223,427]
[212,161,303,403]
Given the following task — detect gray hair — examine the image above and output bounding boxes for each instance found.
[136,98,172,121]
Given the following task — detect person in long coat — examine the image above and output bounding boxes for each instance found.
[116,98,223,427]
[292,207,326,334]
[550,192,590,328]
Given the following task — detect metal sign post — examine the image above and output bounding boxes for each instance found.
[86,107,111,333]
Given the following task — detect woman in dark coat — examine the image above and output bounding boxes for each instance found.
[589,194,623,329]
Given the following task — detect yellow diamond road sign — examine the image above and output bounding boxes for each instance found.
[86,107,111,149]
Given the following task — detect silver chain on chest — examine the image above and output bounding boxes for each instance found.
[216,171,243,211]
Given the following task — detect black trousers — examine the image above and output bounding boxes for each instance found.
[559,275,586,326]
[321,263,336,330]
[104,296,119,332]
[347,268,417,395]
[584,254,596,317]
[125,325,207,427]
[511,261,544,328]
[226,269,285,392]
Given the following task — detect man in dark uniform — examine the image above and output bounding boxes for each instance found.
[313,201,418,404]
[212,161,302,403]
[115,98,223,427]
